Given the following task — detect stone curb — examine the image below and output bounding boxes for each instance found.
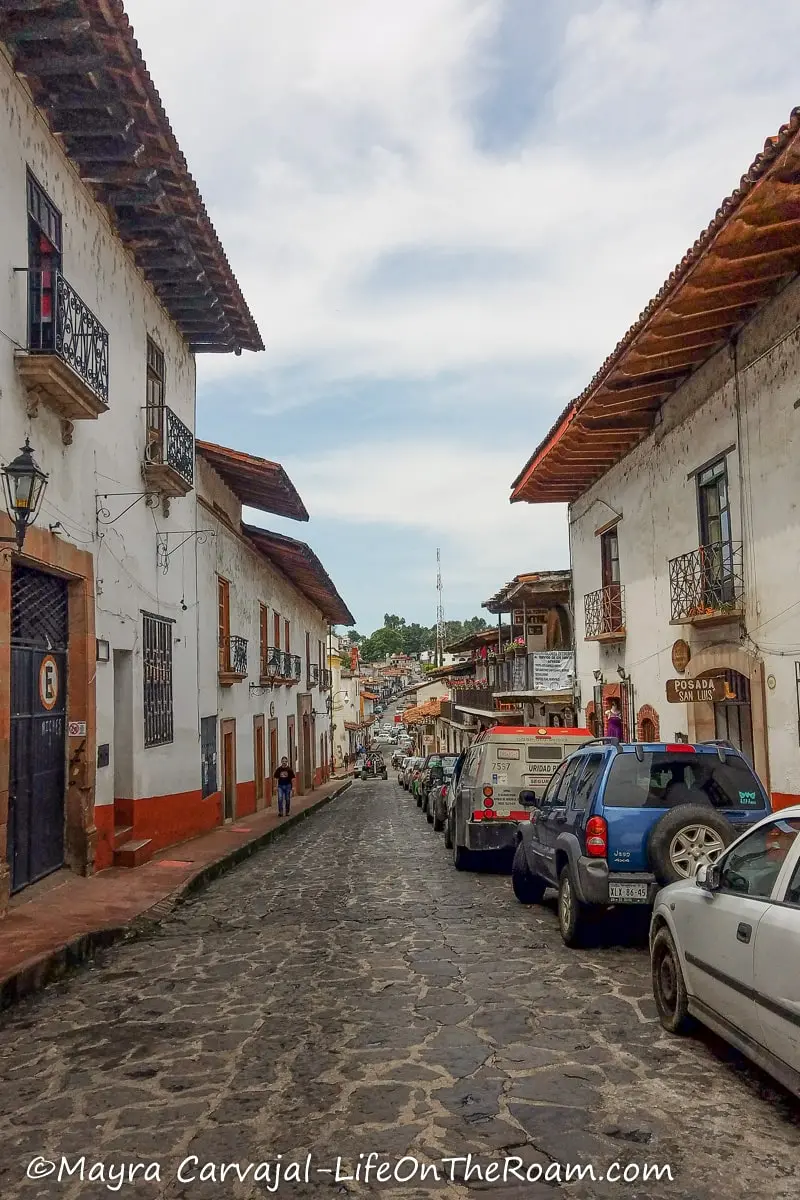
[0,780,351,1013]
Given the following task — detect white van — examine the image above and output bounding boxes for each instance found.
[446,725,592,870]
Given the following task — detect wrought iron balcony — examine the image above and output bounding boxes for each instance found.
[16,269,109,428]
[584,584,626,642]
[219,634,248,685]
[307,662,321,688]
[669,541,744,626]
[319,668,332,691]
[143,404,194,497]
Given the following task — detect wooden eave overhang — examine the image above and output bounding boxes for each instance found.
[196,440,308,522]
[483,570,572,614]
[242,524,356,627]
[1,0,263,354]
[511,109,800,505]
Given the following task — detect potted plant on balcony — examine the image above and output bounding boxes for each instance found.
[512,637,527,656]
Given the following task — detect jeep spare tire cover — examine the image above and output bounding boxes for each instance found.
[647,803,735,886]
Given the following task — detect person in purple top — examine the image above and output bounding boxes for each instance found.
[604,699,624,741]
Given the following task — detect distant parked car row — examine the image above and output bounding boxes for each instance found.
[397,725,800,1099]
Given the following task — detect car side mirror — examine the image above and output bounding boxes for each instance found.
[519,790,538,808]
[696,863,721,892]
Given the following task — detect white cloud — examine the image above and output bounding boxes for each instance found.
[126,0,800,617]
[278,440,569,606]
[127,0,800,390]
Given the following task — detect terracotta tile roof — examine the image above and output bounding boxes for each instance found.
[511,109,800,504]
[196,441,308,521]
[0,0,262,354]
[243,524,355,627]
[403,698,442,724]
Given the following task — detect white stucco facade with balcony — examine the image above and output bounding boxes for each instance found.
[569,272,800,805]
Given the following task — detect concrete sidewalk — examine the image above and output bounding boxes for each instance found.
[0,775,352,1008]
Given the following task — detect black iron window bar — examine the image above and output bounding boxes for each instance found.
[23,267,109,404]
[143,614,174,747]
[307,662,320,688]
[584,584,626,638]
[668,540,743,623]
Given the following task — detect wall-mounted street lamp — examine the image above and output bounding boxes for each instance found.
[1,439,48,551]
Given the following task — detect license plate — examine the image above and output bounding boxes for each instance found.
[608,881,649,903]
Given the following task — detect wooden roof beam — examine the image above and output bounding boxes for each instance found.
[656,303,756,333]
[697,248,800,284]
[15,52,106,75]
[666,282,773,317]
[619,347,711,374]
[635,329,725,353]
[1,16,91,40]
[714,217,800,257]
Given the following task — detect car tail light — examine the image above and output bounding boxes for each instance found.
[483,796,494,808]
[482,786,493,798]
[483,810,495,819]
[472,810,484,821]
[585,815,607,858]
[665,744,695,753]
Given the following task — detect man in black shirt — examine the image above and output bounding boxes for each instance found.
[274,757,295,817]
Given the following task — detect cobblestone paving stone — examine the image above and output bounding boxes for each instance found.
[1,780,799,1200]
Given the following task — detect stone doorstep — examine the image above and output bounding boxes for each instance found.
[0,778,352,1011]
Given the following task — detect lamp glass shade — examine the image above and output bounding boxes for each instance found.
[2,440,48,524]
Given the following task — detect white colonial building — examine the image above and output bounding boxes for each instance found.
[511,114,800,810]
[0,3,352,912]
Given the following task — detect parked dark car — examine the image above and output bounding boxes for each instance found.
[423,755,460,826]
[512,738,772,947]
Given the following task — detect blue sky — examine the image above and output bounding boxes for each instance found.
[126,0,800,635]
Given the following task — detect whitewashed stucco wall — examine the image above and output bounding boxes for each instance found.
[569,270,800,798]
[1,49,201,807]
[196,459,330,784]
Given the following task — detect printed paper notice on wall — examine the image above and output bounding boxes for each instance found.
[68,721,87,737]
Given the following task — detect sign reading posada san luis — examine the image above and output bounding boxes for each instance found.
[666,676,728,704]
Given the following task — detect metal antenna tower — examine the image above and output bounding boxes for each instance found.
[435,548,445,667]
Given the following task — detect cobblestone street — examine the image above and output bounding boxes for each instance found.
[1,781,798,1200]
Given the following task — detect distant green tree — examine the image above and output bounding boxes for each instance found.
[384,614,406,630]
[359,627,403,661]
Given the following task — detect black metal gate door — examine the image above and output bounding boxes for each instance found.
[9,566,68,893]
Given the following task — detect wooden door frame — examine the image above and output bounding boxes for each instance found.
[220,717,237,821]
[268,717,279,806]
[253,714,265,810]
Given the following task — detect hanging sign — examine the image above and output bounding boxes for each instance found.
[531,651,574,693]
[39,655,60,711]
[666,676,728,703]
[671,640,691,674]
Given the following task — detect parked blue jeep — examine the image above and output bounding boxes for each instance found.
[512,739,771,947]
